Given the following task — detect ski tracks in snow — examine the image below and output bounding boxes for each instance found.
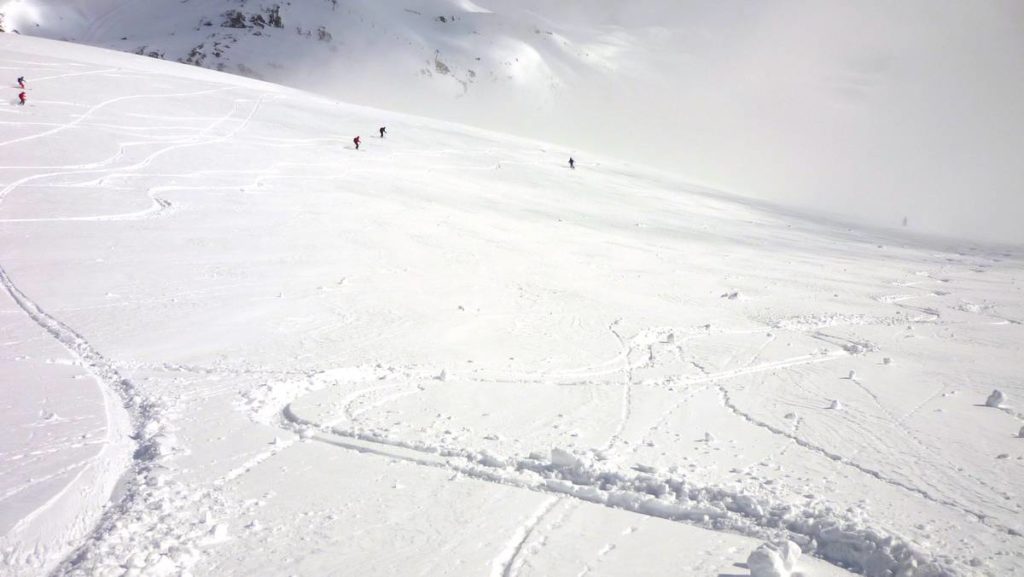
[490,497,561,577]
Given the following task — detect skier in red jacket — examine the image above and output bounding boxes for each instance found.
[353,136,361,150]
[18,91,26,105]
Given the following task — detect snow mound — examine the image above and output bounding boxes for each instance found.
[984,390,1006,408]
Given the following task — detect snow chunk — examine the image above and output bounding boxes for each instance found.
[828,399,843,410]
[747,543,789,577]
[778,540,801,571]
[985,389,1006,408]
[551,447,581,468]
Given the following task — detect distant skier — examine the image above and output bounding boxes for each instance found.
[353,136,361,150]
[379,126,386,138]
[18,91,26,106]
[17,76,25,89]
[568,157,575,170]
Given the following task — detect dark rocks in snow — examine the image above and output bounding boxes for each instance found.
[221,10,247,29]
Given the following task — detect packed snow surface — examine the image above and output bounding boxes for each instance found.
[1,34,1023,577]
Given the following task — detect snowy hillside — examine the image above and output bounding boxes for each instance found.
[1,33,1023,577]
[2,0,1023,243]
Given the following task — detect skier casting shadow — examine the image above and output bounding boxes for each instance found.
[353,136,361,150]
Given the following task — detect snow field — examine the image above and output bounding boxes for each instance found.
[0,34,1022,577]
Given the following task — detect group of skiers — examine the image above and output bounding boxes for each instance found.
[16,76,26,105]
[352,126,387,150]
[14,74,579,169]
[352,125,576,170]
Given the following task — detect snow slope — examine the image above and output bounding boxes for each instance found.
[2,0,1023,243]
[1,34,1022,577]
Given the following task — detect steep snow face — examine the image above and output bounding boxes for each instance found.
[1,33,1023,577]
[3,0,1023,243]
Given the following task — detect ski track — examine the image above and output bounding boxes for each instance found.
[0,74,271,576]
[259,336,975,576]
[602,320,634,452]
[713,382,1012,532]
[0,263,136,573]
[216,437,297,486]
[0,91,266,210]
[5,48,1017,577]
[490,497,561,577]
[0,86,235,150]
[282,397,961,577]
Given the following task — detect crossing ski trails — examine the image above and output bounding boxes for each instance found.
[1,33,1022,577]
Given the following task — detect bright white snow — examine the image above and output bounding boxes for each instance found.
[1,33,1022,577]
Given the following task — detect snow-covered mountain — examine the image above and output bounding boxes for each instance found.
[1,32,1022,577]
[3,0,1023,243]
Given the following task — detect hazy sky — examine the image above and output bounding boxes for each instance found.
[321,0,1024,244]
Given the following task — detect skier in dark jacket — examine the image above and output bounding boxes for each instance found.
[17,76,25,89]
[568,157,575,170]
[379,126,386,138]
[353,136,361,150]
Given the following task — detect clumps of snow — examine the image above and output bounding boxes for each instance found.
[285,401,957,577]
[846,370,857,380]
[828,399,843,410]
[550,447,582,468]
[748,544,787,577]
[476,449,507,468]
[984,390,1006,408]
[239,365,382,425]
[747,540,802,577]
[882,357,893,365]
[703,431,717,443]
[841,340,879,355]
[1017,426,1024,439]
[720,291,740,300]
[765,312,882,331]
[201,522,231,546]
[954,301,993,314]
[57,459,232,577]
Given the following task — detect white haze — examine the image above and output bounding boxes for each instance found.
[309,0,1024,244]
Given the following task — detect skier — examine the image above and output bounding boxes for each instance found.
[379,126,386,138]
[17,76,25,89]
[568,157,575,170]
[353,136,361,150]
[18,91,26,106]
